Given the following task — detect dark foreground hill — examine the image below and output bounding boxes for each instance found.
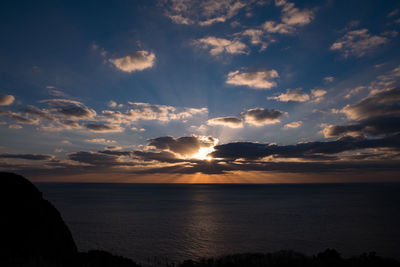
[0,172,139,267]
[1,172,400,267]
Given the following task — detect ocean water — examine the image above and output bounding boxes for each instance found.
[35,183,400,264]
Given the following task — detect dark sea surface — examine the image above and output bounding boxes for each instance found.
[35,183,400,264]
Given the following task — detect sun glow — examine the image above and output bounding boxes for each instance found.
[192,146,214,161]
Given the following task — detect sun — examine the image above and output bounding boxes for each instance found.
[192,146,214,161]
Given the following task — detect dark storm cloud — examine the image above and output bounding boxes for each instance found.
[0,153,54,160]
[211,134,400,160]
[325,87,400,137]
[148,136,216,156]
[241,108,284,126]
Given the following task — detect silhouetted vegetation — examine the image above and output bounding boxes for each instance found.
[178,249,400,267]
[2,172,400,267]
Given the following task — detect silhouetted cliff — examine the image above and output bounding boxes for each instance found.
[1,172,77,264]
[0,172,139,267]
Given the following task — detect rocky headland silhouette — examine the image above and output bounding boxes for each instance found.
[1,171,400,267]
[1,172,139,267]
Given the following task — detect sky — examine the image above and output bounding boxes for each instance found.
[0,0,400,183]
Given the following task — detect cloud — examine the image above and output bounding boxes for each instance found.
[242,108,284,126]
[211,134,400,160]
[381,30,398,38]
[267,88,326,103]
[8,124,22,129]
[190,124,208,134]
[164,0,251,26]
[86,138,116,144]
[68,151,125,166]
[168,14,193,25]
[323,87,400,138]
[343,66,400,99]
[17,103,90,131]
[369,66,400,93]
[262,0,314,34]
[194,37,247,56]
[0,110,39,125]
[20,105,55,121]
[5,135,400,178]
[46,86,70,98]
[268,88,310,102]
[322,117,400,138]
[107,100,124,109]
[226,69,279,89]
[2,98,209,134]
[91,43,108,58]
[41,99,96,120]
[101,110,129,124]
[131,127,145,132]
[0,94,15,106]
[109,50,156,72]
[345,86,366,99]
[9,133,400,177]
[0,153,54,160]
[311,89,327,102]
[330,29,389,58]
[148,135,217,157]
[37,121,81,132]
[132,158,400,176]
[108,100,117,108]
[207,116,243,128]
[388,9,399,18]
[133,150,182,163]
[126,102,207,122]
[104,146,124,151]
[284,121,302,129]
[84,123,124,133]
[241,29,271,51]
[341,87,400,121]
[324,76,334,83]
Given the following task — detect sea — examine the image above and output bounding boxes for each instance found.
[35,183,400,264]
